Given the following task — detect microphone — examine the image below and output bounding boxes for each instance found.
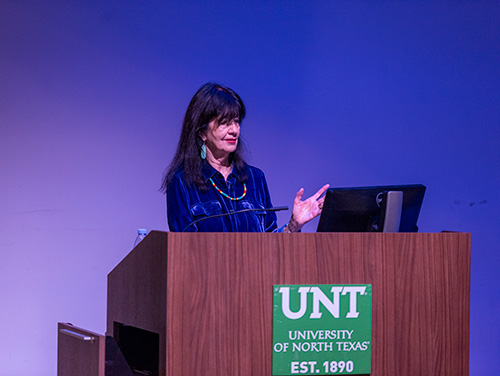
[182,206,289,232]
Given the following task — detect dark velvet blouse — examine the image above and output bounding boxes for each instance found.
[167,162,279,232]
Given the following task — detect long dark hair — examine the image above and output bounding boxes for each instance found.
[161,83,247,192]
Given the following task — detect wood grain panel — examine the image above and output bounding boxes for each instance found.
[57,323,105,376]
[107,231,168,373]
[107,231,470,376]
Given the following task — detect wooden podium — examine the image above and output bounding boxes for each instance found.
[106,231,470,375]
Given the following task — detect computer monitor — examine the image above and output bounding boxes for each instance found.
[317,184,426,232]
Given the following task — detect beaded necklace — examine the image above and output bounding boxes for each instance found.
[209,177,247,201]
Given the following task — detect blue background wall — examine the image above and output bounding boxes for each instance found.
[1,1,499,374]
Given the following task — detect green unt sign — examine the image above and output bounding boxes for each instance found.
[272,284,372,375]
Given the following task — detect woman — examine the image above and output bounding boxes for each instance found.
[162,82,329,232]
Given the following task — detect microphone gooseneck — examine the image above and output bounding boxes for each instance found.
[182,206,289,232]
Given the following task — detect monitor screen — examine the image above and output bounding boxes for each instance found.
[317,184,426,232]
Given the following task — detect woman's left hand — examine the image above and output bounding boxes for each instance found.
[288,184,330,232]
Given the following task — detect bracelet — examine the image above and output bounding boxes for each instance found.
[285,218,299,233]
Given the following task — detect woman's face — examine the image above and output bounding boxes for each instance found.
[201,118,240,159]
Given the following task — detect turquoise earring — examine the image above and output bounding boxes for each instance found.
[200,143,207,159]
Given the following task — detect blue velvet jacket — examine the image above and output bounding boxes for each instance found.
[167,162,280,232]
